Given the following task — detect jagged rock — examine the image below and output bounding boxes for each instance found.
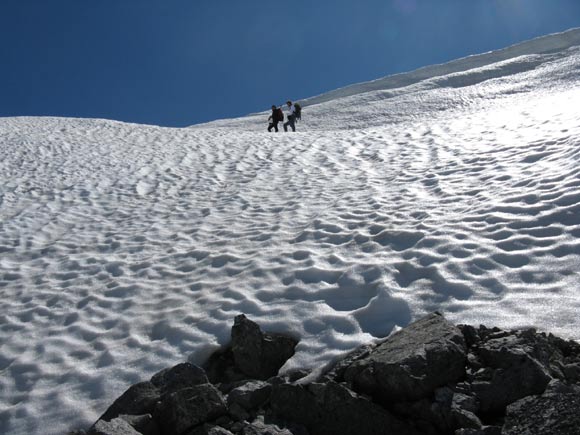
[562,362,580,382]
[269,384,318,428]
[203,347,248,386]
[231,314,298,380]
[391,397,441,435]
[241,415,307,435]
[458,325,481,348]
[227,380,272,410]
[214,416,234,428]
[470,333,552,412]
[98,382,161,423]
[186,424,234,435]
[229,402,251,422]
[322,344,376,382]
[204,316,299,384]
[118,414,160,435]
[344,312,467,402]
[544,378,580,396]
[451,391,479,415]
[450,407,482,431]
[154,384,227,435]
[82,314,580,435]
[392,387,481,435]
[270,381,420,435]
[502,391,580,435]
[269,370,310,385]
[89,417,141,435]
[151,363,209,395]
[455,427,500,435]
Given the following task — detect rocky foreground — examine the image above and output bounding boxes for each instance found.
[73,313,580,435]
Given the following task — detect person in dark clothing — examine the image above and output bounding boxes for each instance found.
[268,105,284,132]
[283,100,297,132]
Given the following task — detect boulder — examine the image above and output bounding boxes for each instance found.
[154,384,227,435]
[503,391,580,435]
[240,415,307,435]
[203,347,247,385]
[98,382,160,423]
[118,414,160,435]
[204,315,299,384]
[186,425,234,435]
[269,384,318,429]
[231,314,298,380]
[270,381,420,435]
[470,334,552,412]
[322,344,375,382]
[89,418,141,435]
[391,387,481,434]
[454,428,500,435]
[151,363,209,396]
[344,312,467,402]
[227,380,272,410]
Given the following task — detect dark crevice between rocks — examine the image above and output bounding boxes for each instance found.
[71,312,580,435]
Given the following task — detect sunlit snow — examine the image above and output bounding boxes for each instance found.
[2,28,580,435]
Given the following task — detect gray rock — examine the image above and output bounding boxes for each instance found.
[269,370,310,384]
[392,387,481,434]
[227,380,272,410]
[154,384,227,435]
[562,362,580,383]
[151,363,209,396]
[118,414,160,435]
[270,381,420,435]
[455,427,501,435]
[455,429,482,435]
[450,408,482,431]
[391,398,442,435]
[186,424,234,435]
[344,312,467,402]
[322,344,376,382]
[451,392,479,415]
[458,324,481,348]
[98,382,160,423]
[544,378,580,396]
[203,347,248,386]
[229,402,251,422]
[269,384,319,428]
[231,314,298,380]
[89,418,141,435]
[471,335,552,412]
[240,415,306,435]
[503,391,580,435]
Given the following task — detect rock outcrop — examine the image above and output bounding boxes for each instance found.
[343,312,467,403]
[74,313,580,435]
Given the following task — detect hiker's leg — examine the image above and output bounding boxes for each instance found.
[283,121,288,132]
[274,122,279,132]
[268,123,274,132]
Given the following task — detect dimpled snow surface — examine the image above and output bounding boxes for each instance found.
[2,28,580,434]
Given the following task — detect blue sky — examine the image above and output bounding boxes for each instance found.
[2,0,580,127]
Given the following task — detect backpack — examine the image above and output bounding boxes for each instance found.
[294,103,302,120]
[275,108,284,122]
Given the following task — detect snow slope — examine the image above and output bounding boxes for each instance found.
[1,28,580,434]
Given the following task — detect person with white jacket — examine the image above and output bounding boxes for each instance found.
[283,100,297,132]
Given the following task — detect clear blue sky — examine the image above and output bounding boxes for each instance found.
[2,0,580,127]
